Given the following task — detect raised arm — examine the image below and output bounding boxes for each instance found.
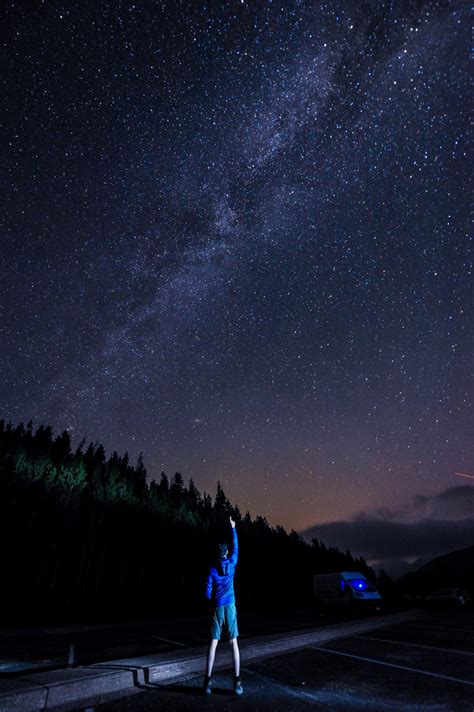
[229,516,238,565]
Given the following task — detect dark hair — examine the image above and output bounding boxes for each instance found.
[217,542,228,559]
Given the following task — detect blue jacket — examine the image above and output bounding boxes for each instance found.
[206,528,238,606]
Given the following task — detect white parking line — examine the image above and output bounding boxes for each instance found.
[151,636,187,648]
[355,634,474,657]
[399,622,474,634]
[242,668,396,709]
[309,646,474,686]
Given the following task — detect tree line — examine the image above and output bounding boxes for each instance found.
[0,419,378,624]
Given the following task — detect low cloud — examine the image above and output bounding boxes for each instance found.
[303,517,474,560]
[412,485,474,519]
[301,485,474,563]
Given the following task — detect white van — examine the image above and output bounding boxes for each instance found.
[313,571,382,611]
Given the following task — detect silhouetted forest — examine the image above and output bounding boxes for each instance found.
[0,419,377,625]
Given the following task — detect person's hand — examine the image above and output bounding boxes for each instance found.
[230,516,236,529]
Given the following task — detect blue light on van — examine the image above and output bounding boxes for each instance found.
[351,579,368,591]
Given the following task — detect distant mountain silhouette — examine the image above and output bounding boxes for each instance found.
[397,545,474,594]
[373,559,411,580]
[374,557,429,581]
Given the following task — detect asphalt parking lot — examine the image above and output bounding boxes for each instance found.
[93,609,474,711]
[0,609,329,675]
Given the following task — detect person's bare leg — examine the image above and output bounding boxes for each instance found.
[230,638,243,695]
[230,638,240,676]
[206,639,219,677]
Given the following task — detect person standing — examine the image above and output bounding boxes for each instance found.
[203,516,243,696]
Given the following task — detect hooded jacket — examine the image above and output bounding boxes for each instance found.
[206,527,238,606]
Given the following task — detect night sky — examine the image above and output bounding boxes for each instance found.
[2,1,472,567]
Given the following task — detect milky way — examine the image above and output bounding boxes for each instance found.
[1,1,471,537]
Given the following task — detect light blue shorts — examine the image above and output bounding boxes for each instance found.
[211,603,239,640]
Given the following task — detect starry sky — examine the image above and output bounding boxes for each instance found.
[1,1,472,566]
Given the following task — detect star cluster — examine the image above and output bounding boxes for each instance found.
[1,1,471,533]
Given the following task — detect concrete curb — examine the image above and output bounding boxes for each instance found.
[0,610,420,711]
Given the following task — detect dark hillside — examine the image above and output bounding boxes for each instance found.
[398,545,474,595]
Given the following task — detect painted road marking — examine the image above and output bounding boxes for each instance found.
[355,634,474,657]
[151,635,187,648]
[310,646,474,686]
[399,622,474,634]
[242,668,397,709]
